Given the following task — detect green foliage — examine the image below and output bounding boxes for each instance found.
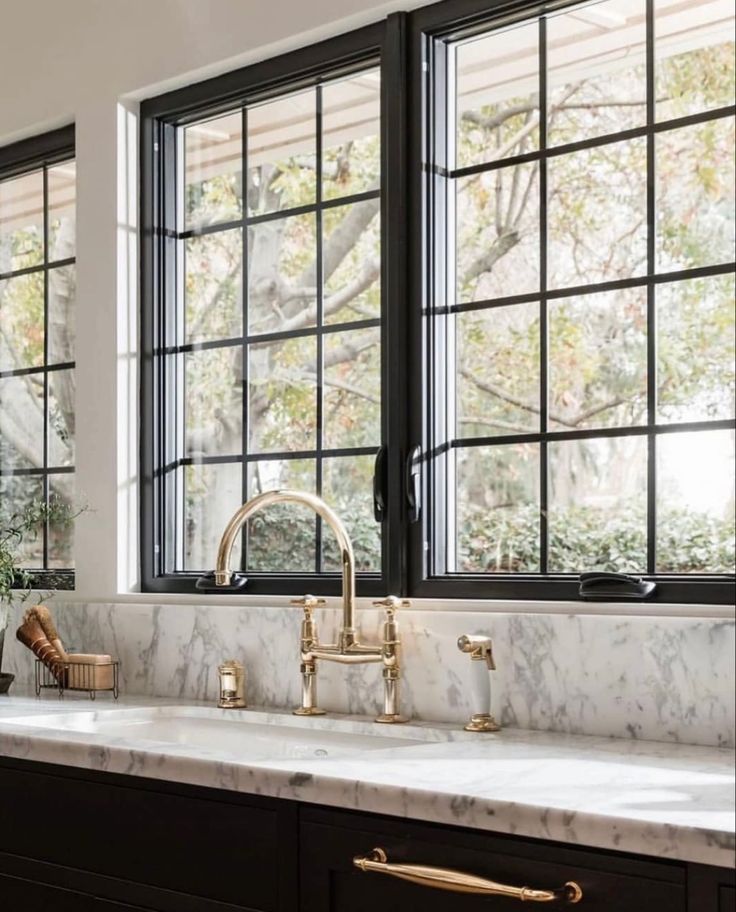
[0,498,80,605]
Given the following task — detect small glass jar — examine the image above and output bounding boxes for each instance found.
[217,659,246,708]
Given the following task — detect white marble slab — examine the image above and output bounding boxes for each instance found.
[0,693,733,868]
[3,599,734,747]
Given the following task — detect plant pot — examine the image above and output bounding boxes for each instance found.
[0,601,9,689]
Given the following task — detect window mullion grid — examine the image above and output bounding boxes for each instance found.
[240,107,249,574]
[538,16,549,576]
[315,86,325,573]
[646,0,657,576]
[42,164,50,567]
[446,41,458,575]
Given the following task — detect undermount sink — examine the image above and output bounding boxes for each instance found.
[0,705,427,760]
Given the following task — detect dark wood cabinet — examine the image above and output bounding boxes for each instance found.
[0,756,732,911]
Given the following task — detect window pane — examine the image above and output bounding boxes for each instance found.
[455,444,540,572]
[547,0,646,147]
[48,369,75,467]
[455,21,539,169]
[48,160,76,261]
[184,112,242,230]
[656,118,735,272]
[0,373,44,469]
[48,478,75,569]
[0,475,44,567]
[184,462,242,571]
[322,454,380,571]
[324,328,380,450]
[0,170,43,273]
[246,459,316,572]
[48,264,75,364]
[248,334,317,453]
[0,271,44,371]
[185,229,242,343]
[247,89,316,216]
[657,274,735,423]
[657,430,735,573]
[548,436,647,572]
[549,287,648,430]
[655,0,735,121]
[456,303,540,437]
[548,137,647,288]
[248,214,316,335]
[185,346,242,458]
[323,200,380,325]
[456,161,540,303]
[323,69,380,200]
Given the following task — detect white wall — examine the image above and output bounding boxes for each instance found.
[0,0,422,600]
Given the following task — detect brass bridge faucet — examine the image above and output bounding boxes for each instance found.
[212,489,409,724]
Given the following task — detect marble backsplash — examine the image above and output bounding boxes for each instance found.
[3,599,734,748]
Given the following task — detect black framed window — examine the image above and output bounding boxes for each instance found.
[141,22,408,595]
[411,0,735,602]
[142,3,734,603]
[0,126,76,581]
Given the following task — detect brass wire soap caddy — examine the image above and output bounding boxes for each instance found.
[35,658,120,700]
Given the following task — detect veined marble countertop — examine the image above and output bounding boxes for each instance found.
[0,692,733,869]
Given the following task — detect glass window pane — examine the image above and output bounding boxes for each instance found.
[248,214,316,335]
[185,346,242,458]
[0,170,44,273]
[184,112,242,230]
[655,0,735,121]
[248,334,317,453]
[455,444,540,572]
[185,229,242,344]
[549,287,648,430]
[657,430,735,573]
[657,275,735,423]
[322,69,380,200]
[323,200,380,325]
[456,161,540,303]
[48,160,76,261]
[48,264,75,364]
[548,137,647,289]
[322,454,380,571]
[457,303,540,437]
[656,118,735,273]
[0,272,44,371]
[0,373,44,469]
[455,21,539,169]
[324,328,381,450]
[48,478,75,569]
[246,459,316,572]
[184,462,242,571]
[0,475,45,567]
[48,369,75,467]
[548,436,647,572]
[247,89,316,216]
[547,0,646,147]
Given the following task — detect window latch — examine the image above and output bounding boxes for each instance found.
[373,445,388,522]
[405,445,422,524]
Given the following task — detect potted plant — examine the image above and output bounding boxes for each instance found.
[0,498,78,694]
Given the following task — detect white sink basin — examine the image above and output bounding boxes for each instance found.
[0,705,426,760]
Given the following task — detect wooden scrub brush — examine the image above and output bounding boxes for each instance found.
[16,606,67,685]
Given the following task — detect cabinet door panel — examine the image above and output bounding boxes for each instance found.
[0,872,149,911]
[300,810,687,912]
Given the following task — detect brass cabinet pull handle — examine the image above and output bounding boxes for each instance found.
[353,848,583,903]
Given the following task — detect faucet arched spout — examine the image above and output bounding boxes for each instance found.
[214,489,356,635]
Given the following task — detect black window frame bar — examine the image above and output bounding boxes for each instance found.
[140,18,410,596]
[406,0,736,604]
[0,124,76,590]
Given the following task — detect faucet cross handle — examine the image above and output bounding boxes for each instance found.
[372,596,411,616]
[291,594,326,616]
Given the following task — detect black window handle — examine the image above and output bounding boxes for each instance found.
[405,445,422,524]
[373,445,388,522]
